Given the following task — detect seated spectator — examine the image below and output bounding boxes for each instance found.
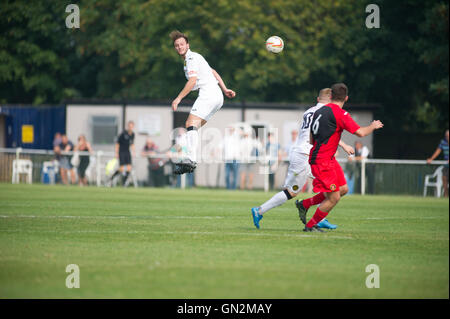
[74,135,93,186]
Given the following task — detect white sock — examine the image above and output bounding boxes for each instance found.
[259,191,289,214]
[186,129,199,162]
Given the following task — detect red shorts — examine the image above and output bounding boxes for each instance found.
[311,159,347,193]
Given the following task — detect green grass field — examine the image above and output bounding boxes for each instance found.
[0,183,448,298]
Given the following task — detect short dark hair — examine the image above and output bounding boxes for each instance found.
[331,83,348,102]
[170,30,189,44]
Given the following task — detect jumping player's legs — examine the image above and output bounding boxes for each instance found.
[182,87,223,165]
[184,114,206,163]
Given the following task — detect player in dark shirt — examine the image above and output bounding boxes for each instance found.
[297,83,383,232]
[111,121,136,185]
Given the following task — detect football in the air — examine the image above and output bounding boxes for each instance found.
[265,36,284,53]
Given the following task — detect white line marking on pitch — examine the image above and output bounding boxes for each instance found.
[0,229,353,240]
[0,215,224,220]
[364,217,440,220]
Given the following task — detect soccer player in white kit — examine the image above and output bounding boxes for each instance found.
[170,31,236,175]
[251,88,355,229]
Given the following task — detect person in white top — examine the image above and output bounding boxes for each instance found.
[170,30,236,175]
[348,141,370,161]
[251,88,355,229]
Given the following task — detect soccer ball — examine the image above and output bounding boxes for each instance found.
[265,36,284,53]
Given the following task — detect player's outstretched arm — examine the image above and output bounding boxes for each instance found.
[211,68,236,98]
[354,120,384,137]
[172,77,198,111]
[339,140,355,155]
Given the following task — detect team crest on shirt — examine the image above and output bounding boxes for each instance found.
[293,185,299,191]
[330,184,337,191]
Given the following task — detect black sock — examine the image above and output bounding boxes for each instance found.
[111,170,120,180]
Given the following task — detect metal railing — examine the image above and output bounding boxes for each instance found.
[0,147,447,196]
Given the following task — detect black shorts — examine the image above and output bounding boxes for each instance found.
[119,152,132,166]
[443,166,449,178]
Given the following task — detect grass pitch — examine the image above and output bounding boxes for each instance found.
[0,183,448,298]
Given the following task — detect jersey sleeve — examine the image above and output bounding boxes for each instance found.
[340,110,360,134]
[115,133,122,144]
[186,55,199,78]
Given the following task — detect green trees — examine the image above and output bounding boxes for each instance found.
[1,0,448,132]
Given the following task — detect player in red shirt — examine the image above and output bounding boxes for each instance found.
[297,83,384,232]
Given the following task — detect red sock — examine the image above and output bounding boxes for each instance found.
[306,207,328,228]
[303,193,326,209]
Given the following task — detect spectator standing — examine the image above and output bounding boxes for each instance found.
[284,129,299,159]
[239,132,259,190]
[223,127,241,190]
[427,129,449,197]
[349,141,370,161]
[347,140,372,194]
[266,132,283,190]
[141,138,167,187]
[53,132,62,148]
[54,134,76,185]
[74,135,93,186]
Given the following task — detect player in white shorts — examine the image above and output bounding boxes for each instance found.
[251,88,355,229]
[170,30,236,175]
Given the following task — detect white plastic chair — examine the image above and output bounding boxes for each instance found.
[423,165,444,197]
[12,159,33,184]
[42,161,58,184]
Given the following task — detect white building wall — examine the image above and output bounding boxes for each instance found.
[66,104,123,152]
[66,104,373,189]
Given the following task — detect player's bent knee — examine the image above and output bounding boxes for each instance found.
[283,189,295,200]
[286,189,299,198]
[330,192,341,204]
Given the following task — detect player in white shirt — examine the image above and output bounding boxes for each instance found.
[251,88,355,229]
[170,31,236,175]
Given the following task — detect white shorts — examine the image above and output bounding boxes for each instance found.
[190,85,224,121]
[283,151,313,194]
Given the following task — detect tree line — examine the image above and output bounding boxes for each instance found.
[1,0,448,133]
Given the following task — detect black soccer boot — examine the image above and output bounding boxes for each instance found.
[295,199,309,225]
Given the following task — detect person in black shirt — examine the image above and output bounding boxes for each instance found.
[74,134,93,186]
[54,134,76,185]
[112,121,136,185]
